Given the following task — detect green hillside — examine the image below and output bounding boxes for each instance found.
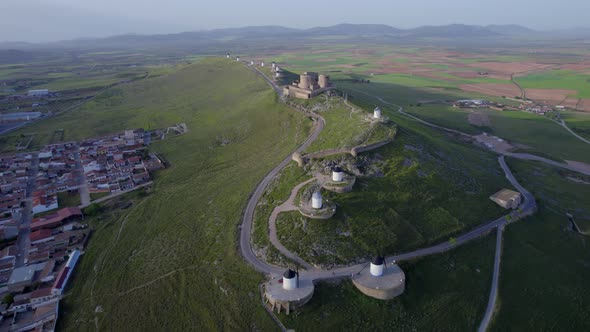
[57,58,312,330]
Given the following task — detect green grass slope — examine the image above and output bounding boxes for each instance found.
[491,159,590,330]
[58,58,312,330]
[282,234,496,332]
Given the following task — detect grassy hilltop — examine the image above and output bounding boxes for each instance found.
[56,58,312,330]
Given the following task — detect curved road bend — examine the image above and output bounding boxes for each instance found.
[553,119,590,145]
[238,67,538,331]
[239,66,325,275]
[267,178,317,270]
[239,68,536,280]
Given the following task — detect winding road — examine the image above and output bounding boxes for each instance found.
[239,65,540,331]
[239,68,536,275]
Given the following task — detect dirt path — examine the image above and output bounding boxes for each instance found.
[268,178,317,270]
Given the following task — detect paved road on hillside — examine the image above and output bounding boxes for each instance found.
[238,84,325,275]
[237,67,542,332]
[554,119,590,145]
[479,223,505,332]
[239,67,536,280]
[249,65,284,96]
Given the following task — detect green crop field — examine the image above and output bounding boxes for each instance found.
[517,70,590,98]
[281,233,496,331]
[491,158,590,330]
[54,58,313,330]
[506,158,590,221]
[484,110,590,163]
[334,81,590,163]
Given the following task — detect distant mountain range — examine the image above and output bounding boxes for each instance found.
[0,23,588,51]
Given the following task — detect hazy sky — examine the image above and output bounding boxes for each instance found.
[1,0,589,42]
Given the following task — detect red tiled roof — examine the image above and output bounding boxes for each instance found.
[31,207,83,231]
[52,266,69,290]
[30,229,52,242]
[31,287,52,299]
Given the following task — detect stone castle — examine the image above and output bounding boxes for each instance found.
[283,72,334,99]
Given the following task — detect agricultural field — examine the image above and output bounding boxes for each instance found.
[491,158,590,330]
[266,45,590,111]
[484,110,590,163]
[517,69,590,98]
[334,81,590,163]
[281,233,496,331]
[0,52,156,95]
[55,58,313,330]
[403,105,483,135]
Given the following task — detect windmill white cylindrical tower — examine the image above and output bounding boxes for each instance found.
[283,269,297,290]
[332,167,344,182]
[250,60,254,65]
[271,62,276,70]
[312,191,323,209]
[236,56,240,62]
[261,61,265,67]
[374,107,382,119]
[226,53,230,59]
[370,256,384,277]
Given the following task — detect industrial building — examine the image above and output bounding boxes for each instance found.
[489,189,522,209]
[282,72,334,99]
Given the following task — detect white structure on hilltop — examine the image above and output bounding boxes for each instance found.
[261,61,265,67]
[332,167,344,182]
[271,62,276,70]
[312,191,323,209]
[283,269,298,290]
[236,56,240,62]
[373,106,382,119]
[370,256,385,277]
[250,60,254,66]
[226,53,230,59]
